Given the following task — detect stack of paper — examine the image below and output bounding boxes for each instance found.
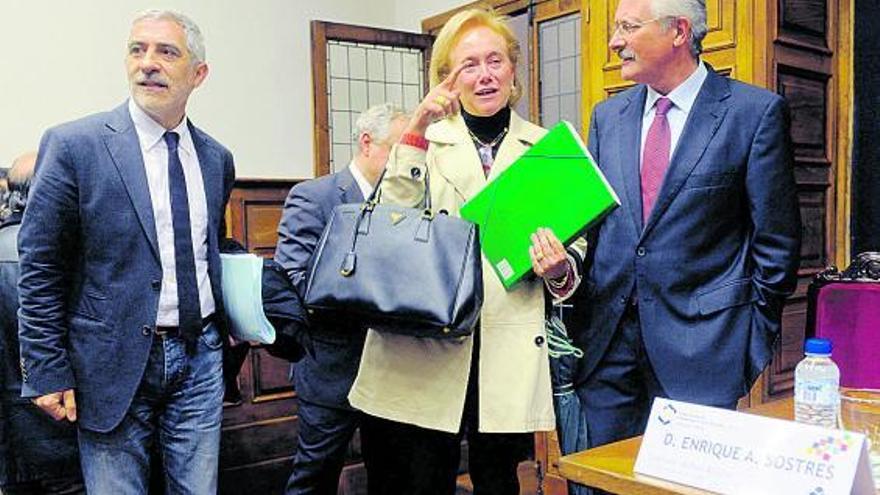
[461,120,619,288]
[220,253,276,344]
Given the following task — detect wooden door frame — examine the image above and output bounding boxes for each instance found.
[310,21,433,177]
[832,0,854,269]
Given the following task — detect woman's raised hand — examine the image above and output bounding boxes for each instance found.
[405,63,466,136]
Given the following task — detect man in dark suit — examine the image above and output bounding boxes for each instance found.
[573,0,801,451]
[1,153,85,495]
[17,10,234,494]
[275,103,406,494]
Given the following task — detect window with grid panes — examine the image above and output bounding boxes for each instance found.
[538,13,582,130]
[326,41,424,171]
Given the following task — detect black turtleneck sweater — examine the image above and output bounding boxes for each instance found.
[461,106,511,160]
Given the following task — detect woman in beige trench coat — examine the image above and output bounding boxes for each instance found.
[348,7,585,495]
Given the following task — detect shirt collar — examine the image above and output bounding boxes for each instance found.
[643,60,708,116]
[348,161,374,199]
[128,98,195,156]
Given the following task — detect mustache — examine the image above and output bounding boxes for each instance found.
[136,73,168,87]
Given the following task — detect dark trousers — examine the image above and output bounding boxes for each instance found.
[572,304,667,495]
[575,304,666,451]
[284,400,362,495]
[361,329,531,495]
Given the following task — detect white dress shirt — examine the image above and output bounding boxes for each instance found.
[349,161,375,200]
[640,61,709,168]
[129,99,214,326]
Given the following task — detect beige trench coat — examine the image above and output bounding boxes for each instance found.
[347,111,556,433]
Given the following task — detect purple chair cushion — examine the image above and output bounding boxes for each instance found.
[815,282,880,388]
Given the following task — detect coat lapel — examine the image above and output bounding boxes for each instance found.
[427,115,483,201]
[641,69,729,239]
[618,86,647,235]
[336,166,365,203]
[102,103,160,261]
[189,122,223,235]
[427,111,545,203]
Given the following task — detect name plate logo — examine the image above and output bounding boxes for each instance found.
[635,399,876,494]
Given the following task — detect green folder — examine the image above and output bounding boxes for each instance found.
[460,120,620,289]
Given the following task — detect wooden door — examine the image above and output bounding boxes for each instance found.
[758,0,850,403]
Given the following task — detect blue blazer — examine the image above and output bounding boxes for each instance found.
[17,102,235,432]
[573,68,801,405]
[274,167,367,410]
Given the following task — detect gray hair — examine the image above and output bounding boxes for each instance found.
[352,103,407,143]
[6,154,36,213]
[652,0,707,57]
[132,10,206,64]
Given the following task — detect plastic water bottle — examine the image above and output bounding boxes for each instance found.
[794,338,840,428]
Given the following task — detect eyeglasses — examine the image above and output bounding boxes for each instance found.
[611,16,669,38]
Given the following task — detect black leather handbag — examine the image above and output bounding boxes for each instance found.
[303,171,482,339]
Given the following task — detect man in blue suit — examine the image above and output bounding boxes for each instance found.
[275,103,406,494]
[572,0,801,452]
[17,10,234,494]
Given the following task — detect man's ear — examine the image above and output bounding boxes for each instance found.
[358,132,373,157]
[672,17,692,48]
[192,62,209,88]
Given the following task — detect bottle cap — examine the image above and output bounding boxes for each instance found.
[804,337,832,355]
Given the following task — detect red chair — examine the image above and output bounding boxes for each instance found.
[806,252,880,388]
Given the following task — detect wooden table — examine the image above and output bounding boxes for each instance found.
[557,398,793,494]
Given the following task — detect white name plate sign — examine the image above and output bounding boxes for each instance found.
[634,398,876,495]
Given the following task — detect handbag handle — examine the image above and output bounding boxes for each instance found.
[339,163,435,277]
[365,164,432,211]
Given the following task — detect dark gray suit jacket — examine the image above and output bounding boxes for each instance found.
[17,102,235,432]
[274,167,367,410]
[2,215,82,485]
[573,68,802,405]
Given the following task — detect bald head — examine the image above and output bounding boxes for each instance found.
[9,151,37,192]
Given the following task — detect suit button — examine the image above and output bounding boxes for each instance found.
[534,335,545,347]
[142,325,152,336]
[151,279,161,290]
[619,295,627,306]
[636,247,646,257]
[410,167,422,179]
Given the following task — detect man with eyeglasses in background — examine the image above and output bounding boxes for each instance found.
[567,0,801,465]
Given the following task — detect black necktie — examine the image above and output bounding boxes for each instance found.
[164,131,202,343]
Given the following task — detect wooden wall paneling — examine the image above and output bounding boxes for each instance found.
[765,280,811,398]
[778,0,830,52]
[226,179,300,256]
[221,179,304,494]
[583,0,739,112]
[758,0,839,403]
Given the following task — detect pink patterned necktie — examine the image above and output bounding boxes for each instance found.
[640,97,674,223]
